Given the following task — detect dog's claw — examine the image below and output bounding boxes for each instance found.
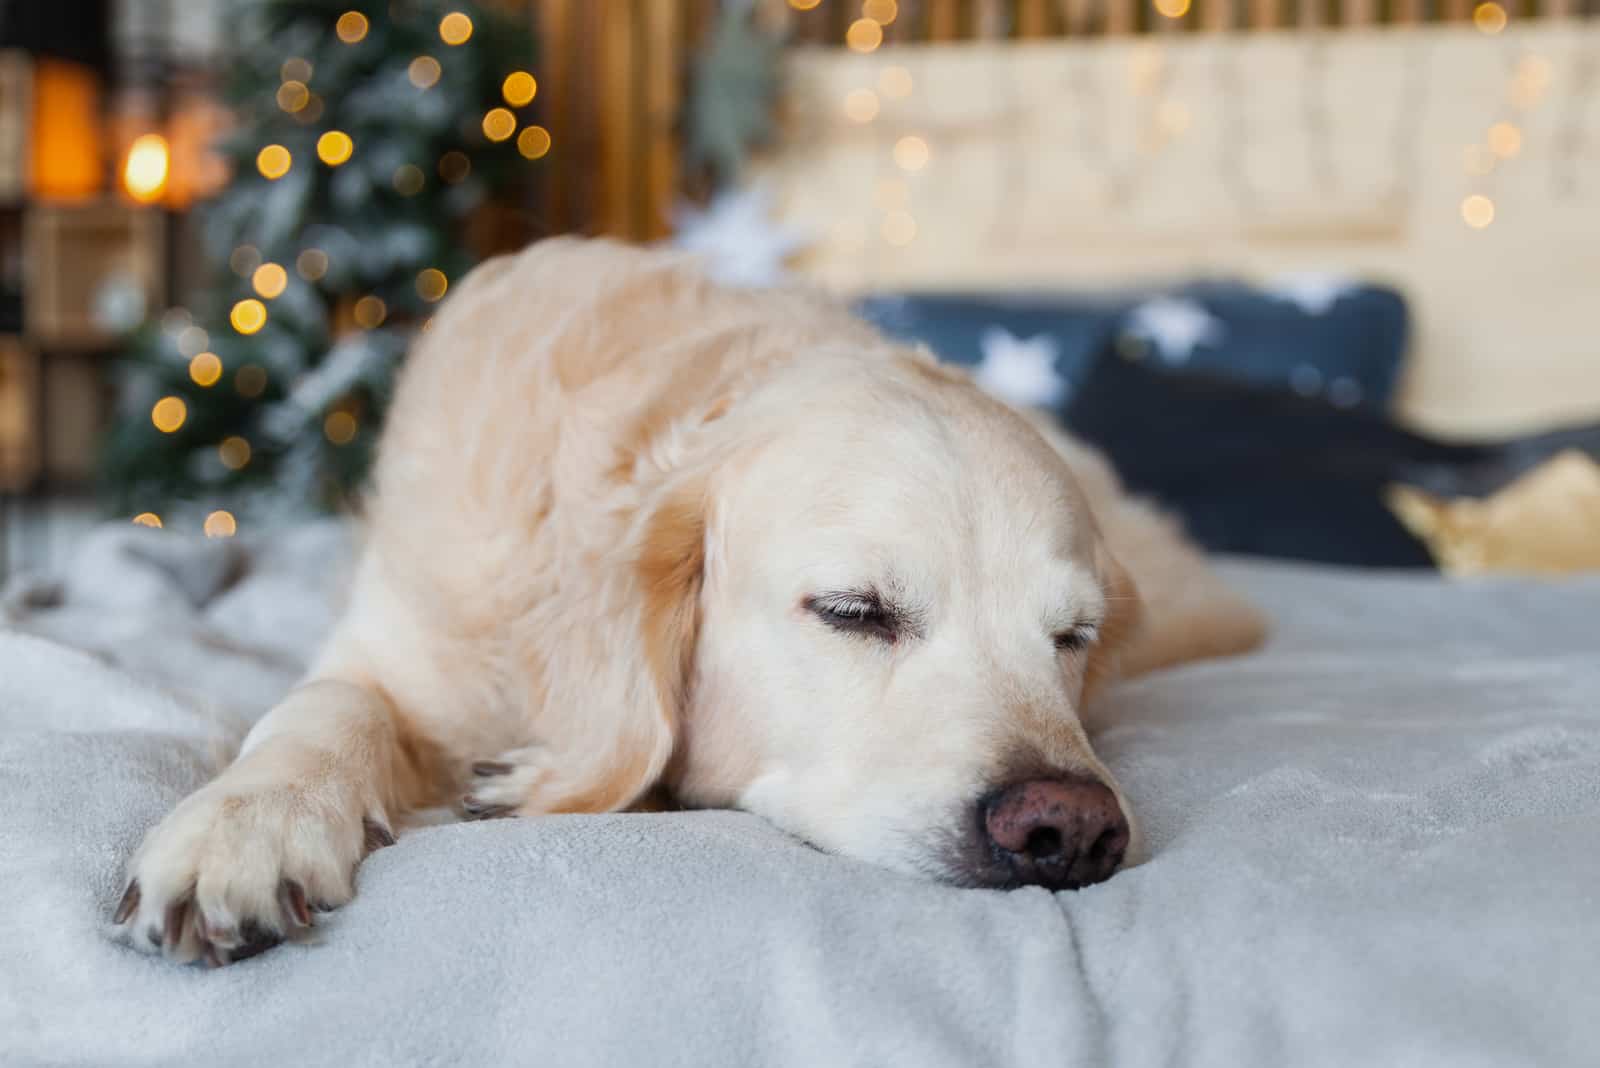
[471,760,514,777]
[362,817,396,854]
[161,893,194,954]
[278,878,313,928]
[112,880,141,924]
[461,796,514,820]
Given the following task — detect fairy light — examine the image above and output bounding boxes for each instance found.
[176,325,208,357]
[844,89,880,123]
[409,56,442,89]
[253,262,288,298]
[122,134,169,203]
[231,298,267,335]
[132,513,163,529]
[336,11,369,43]
[1155,0,1192,18]
[863,0,898,24]
[482,107,516,142]
[325,410,359,445]
[218,436,252,470]
[317,130,354,166]
[281,58,312,83]
[189,352,223,387]
[203,510,238,538]
[229,245,261,277]
[1473,2,1507,33]
[277,80,310,113]
[502,71,537,106]
[296,248,329,281]
[879,66,913,99]
[516,125,551,160]
[893,134,929,172]
[1487,121,1522,159]
[416,268,449,302]
[846,18,883,53]
[256,144,291,179]
[151,396,187,433]
[439,12,473,45]
[1461,194,1495,228]
[354,295,386,328]
[788,0,821,9]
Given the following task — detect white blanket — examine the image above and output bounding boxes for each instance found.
[2,524,1597,1067]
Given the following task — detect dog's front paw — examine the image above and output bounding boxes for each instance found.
[461,745,551,819]
[112,781,395,966]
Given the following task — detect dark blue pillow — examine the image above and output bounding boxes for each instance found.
[855,276,1409,414]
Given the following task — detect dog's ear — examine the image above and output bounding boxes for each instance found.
[1084,549,1144,699]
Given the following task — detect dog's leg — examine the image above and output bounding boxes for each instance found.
[112,677,431,966]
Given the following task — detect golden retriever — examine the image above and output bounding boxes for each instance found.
[112,238,1264,965]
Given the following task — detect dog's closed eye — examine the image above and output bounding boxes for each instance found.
[806,590,903,643]
[1052,625,1099,654]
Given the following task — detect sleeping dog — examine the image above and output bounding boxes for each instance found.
[113,239,1264,965]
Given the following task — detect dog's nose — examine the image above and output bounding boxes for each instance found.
[982,778,1130,890]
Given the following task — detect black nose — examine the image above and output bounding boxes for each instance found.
[982,778,1130,890]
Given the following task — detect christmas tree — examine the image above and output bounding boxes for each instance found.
[102,0,538,526]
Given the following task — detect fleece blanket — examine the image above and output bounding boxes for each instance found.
[2,523,1598,1068]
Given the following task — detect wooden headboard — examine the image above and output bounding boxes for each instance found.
[754,17,1600,439]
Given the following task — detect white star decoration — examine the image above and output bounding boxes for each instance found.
[1265,272,1360,315]
[670,182,811,288]
[973,327,1067,409]
[1125,297,1225,365]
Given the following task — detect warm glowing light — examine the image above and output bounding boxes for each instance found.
[409,56,442,89]
[416,268,449,302]
[281,58,313,83]
[1487,121,1522,158]
[1461,194,1495,228]
[788,0,821,9]
[296,96,325,124]
[177,325,209,357]
[517,125,552,159]
[863,0,898,24]
[502,71,538,106]
[846,18,884,53]
[440,11,473,45]
[1473,1,1507,33]
[132,513,163,529]
[231,298,268,335]
[354,295,387,328]
[317,130,354,166]
[219,436,252,470]
[257,144,291,179]
[204,510,238,538]
[1155,0,1192,18]
[230,245,262,277]
[336,11,369,43]
[879,66,913,99]
[236,364,268,398]
[297,248,329,281]
[439,151,471,183]
[253,262,288,298]
[277,80,310,112]
[122,134,169,203]
[482,107,516,142]
[325,410,359,445]
[882,210,917,246]
[189,352,223,387]
[393,163,425,195]
[893,134,929,172]
[844,89,880,123]
[151,396,187,433]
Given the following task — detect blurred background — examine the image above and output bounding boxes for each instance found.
[1,0,1598,584]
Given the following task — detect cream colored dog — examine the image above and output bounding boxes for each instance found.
[112,238,1264,965]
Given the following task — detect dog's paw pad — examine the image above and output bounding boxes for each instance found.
[462,746,548,819]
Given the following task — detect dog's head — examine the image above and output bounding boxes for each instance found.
[628,349,1142,890]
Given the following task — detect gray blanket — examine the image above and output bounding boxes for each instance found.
[2,524,1597,1067]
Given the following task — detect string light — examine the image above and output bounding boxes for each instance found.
[296,248,329,281]
[1487,121,1522,158]
[863,0,898,24]
[846,18,883,53]
[893,134,929,172]
[189,352,223,387]
[151,396,187,433]
[218,436,251,470]
[257,144,291,179]
[131,513,162,529]
[203,510,238,538]
[409,56,442,89]
[277,80,310,113]
[295,96,325,124]
[123,134,169,203]
[253,262,288,298]
[231,298,267,335]
[325,410,359,445]
[393,163,425,195]
[416,268,449,302]
[788,0,821,9]
[516,125,551,159]
[229,245,262,277]
[317,130,354,166]
[439,151,471,183]
[482,108,516,142]
[502,71,537,106]
[1155,0,1192,18]
[439,12,473,45]
[1461,193,1495,228]
[354,295,386,328]
[281,58,312,83]
[176,325,209,357]
[235,364,268,398]
[1473,2,1507,34]
[336,11,369,43]
[844,89,880,123]
[879,66,913,99]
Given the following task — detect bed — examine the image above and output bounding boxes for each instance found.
[2,523,1598,1066]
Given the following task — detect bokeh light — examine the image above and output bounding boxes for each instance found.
[440,12,473,45]
[204,510,238,538]
[325,410,359,445]
[409,56,442,89]
[277,80,310,112]
[439,150,471,183]
[231,298,267,335]
[317,130,354,166]
[516,125,551,159]
[846,18,883,53]
[863,0,899,24]
[354,295,387,328]
[502,71,537,106]
[1461,194,1495,228]
[236,364,268,398]
[893,134,930,172]
[845,89,880,123]
[132,513,163,529]
[297,248,329,281]
[393,163,425,194]
[416,268,449,302]
[122,134,169,203]
[219,436,252,470]
[189,352,223,387]
[336,11,369,43]
[482,107,516,142]
[1473,1,1507,33]
[257,144,291,179]
[151,396,187,433]
[253,262,288,298]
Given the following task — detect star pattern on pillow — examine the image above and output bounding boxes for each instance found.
[973,327,1067,409]
[1264,272,1361,315]
[1125,297,1226,365]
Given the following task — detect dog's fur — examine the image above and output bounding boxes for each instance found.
[113,239,1265,965]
